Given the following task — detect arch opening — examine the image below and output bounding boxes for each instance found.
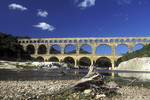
[38,45,46,54]
[36,56,44,62]
[80,44,92,54]
[48,57,59,62]
[63,57,75,68]
[96,44,112,55]
[50,45,61,54]
[133,44,144,51]
[79,57,91,67]
[26,45,35,54]
[65,44,76,54]
[116,44,129,55]
[95,57,111,69]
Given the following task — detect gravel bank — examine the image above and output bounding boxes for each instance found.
[110,86,150,100]
[0,80,76,100]
[0,80,150,100]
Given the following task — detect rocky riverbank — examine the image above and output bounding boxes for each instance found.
[117,57,150,71]
[0,80,150,100]
[0,60,71,69]
[0,80,76,100]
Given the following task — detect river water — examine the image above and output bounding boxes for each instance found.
[0,69,150,84]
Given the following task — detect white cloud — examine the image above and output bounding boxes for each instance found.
[33,22,55,31]
[37,9,48,17]
[8,3,27,11]
[77,0,96,9]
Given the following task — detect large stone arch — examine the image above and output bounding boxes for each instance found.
[36,56,44,61]
[80,44,92,54]
[95,57,112,68]
[50,44,61,54]
[116,44,129,55]
[48,56,59,62]
[133,43,144,51]
[64,44,76,54]
[26,44,35,54]
[38,44,47,54]
[79,57,91,67]
[96,44,112,54]
[63,57,75,67]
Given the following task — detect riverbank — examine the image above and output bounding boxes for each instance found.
[0,80,150,100]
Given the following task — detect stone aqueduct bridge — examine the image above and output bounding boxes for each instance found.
[17,37,150,69]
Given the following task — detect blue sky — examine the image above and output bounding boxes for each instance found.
[0,0,149,54]
[0,0,150,38]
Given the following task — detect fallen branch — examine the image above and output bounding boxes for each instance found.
[128,77,141,86]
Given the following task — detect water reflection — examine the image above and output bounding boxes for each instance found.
[0,69,150,82]
[118,72,150,81]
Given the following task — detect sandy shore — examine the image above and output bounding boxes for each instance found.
[0,80,150,100]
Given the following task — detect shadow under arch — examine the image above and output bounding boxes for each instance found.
[96,44,112,54]
[80,44,92,54]
[79,57,91,67]
[115,57,122,67]
[26,44,35,54]
[64,44,76,54]
[95,57,112,69]
[133,44,144,51]
[116,44,129,55]
[63,57,75,65]
[36,56,44,61]
[38,45,47,54]
[48,56,59,62]
[50,45,61,54]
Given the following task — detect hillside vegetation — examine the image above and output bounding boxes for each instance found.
[0,32,31,61]
[120,44,150,62]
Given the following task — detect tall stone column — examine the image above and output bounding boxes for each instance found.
[46,45,50,54]
[91,59,95,66]
[111,45,116,55]
[111,60,115,70]
[92,45,96,54]
[128,45,133,53]
[74,59,79,68]
[23,45,27,51]
[34,44,38,55]
[61,46,65,54]
[76,45,80,54]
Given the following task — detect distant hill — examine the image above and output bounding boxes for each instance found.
[65,48,91,54]
[0,32,31,61]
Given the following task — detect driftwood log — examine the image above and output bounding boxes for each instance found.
[70,65,104,92]
[56,66,105,94]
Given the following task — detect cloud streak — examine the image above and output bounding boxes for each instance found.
[75,0,96,9]
[115,0,132,5]
[33,22,55,31]
[8,3,27,11]
[37,9,48,17]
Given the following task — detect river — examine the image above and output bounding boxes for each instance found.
[0,69,150,84]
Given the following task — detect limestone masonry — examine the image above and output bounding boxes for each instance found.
[17,37,150,69]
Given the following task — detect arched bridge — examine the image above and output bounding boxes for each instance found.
[17,37,150,69]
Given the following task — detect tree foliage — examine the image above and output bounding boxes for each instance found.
[0,32,31,61]
[50,47,61,54]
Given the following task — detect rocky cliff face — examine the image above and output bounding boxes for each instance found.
[117,57,150,71]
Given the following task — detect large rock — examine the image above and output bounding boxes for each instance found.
[117,57,150,71]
